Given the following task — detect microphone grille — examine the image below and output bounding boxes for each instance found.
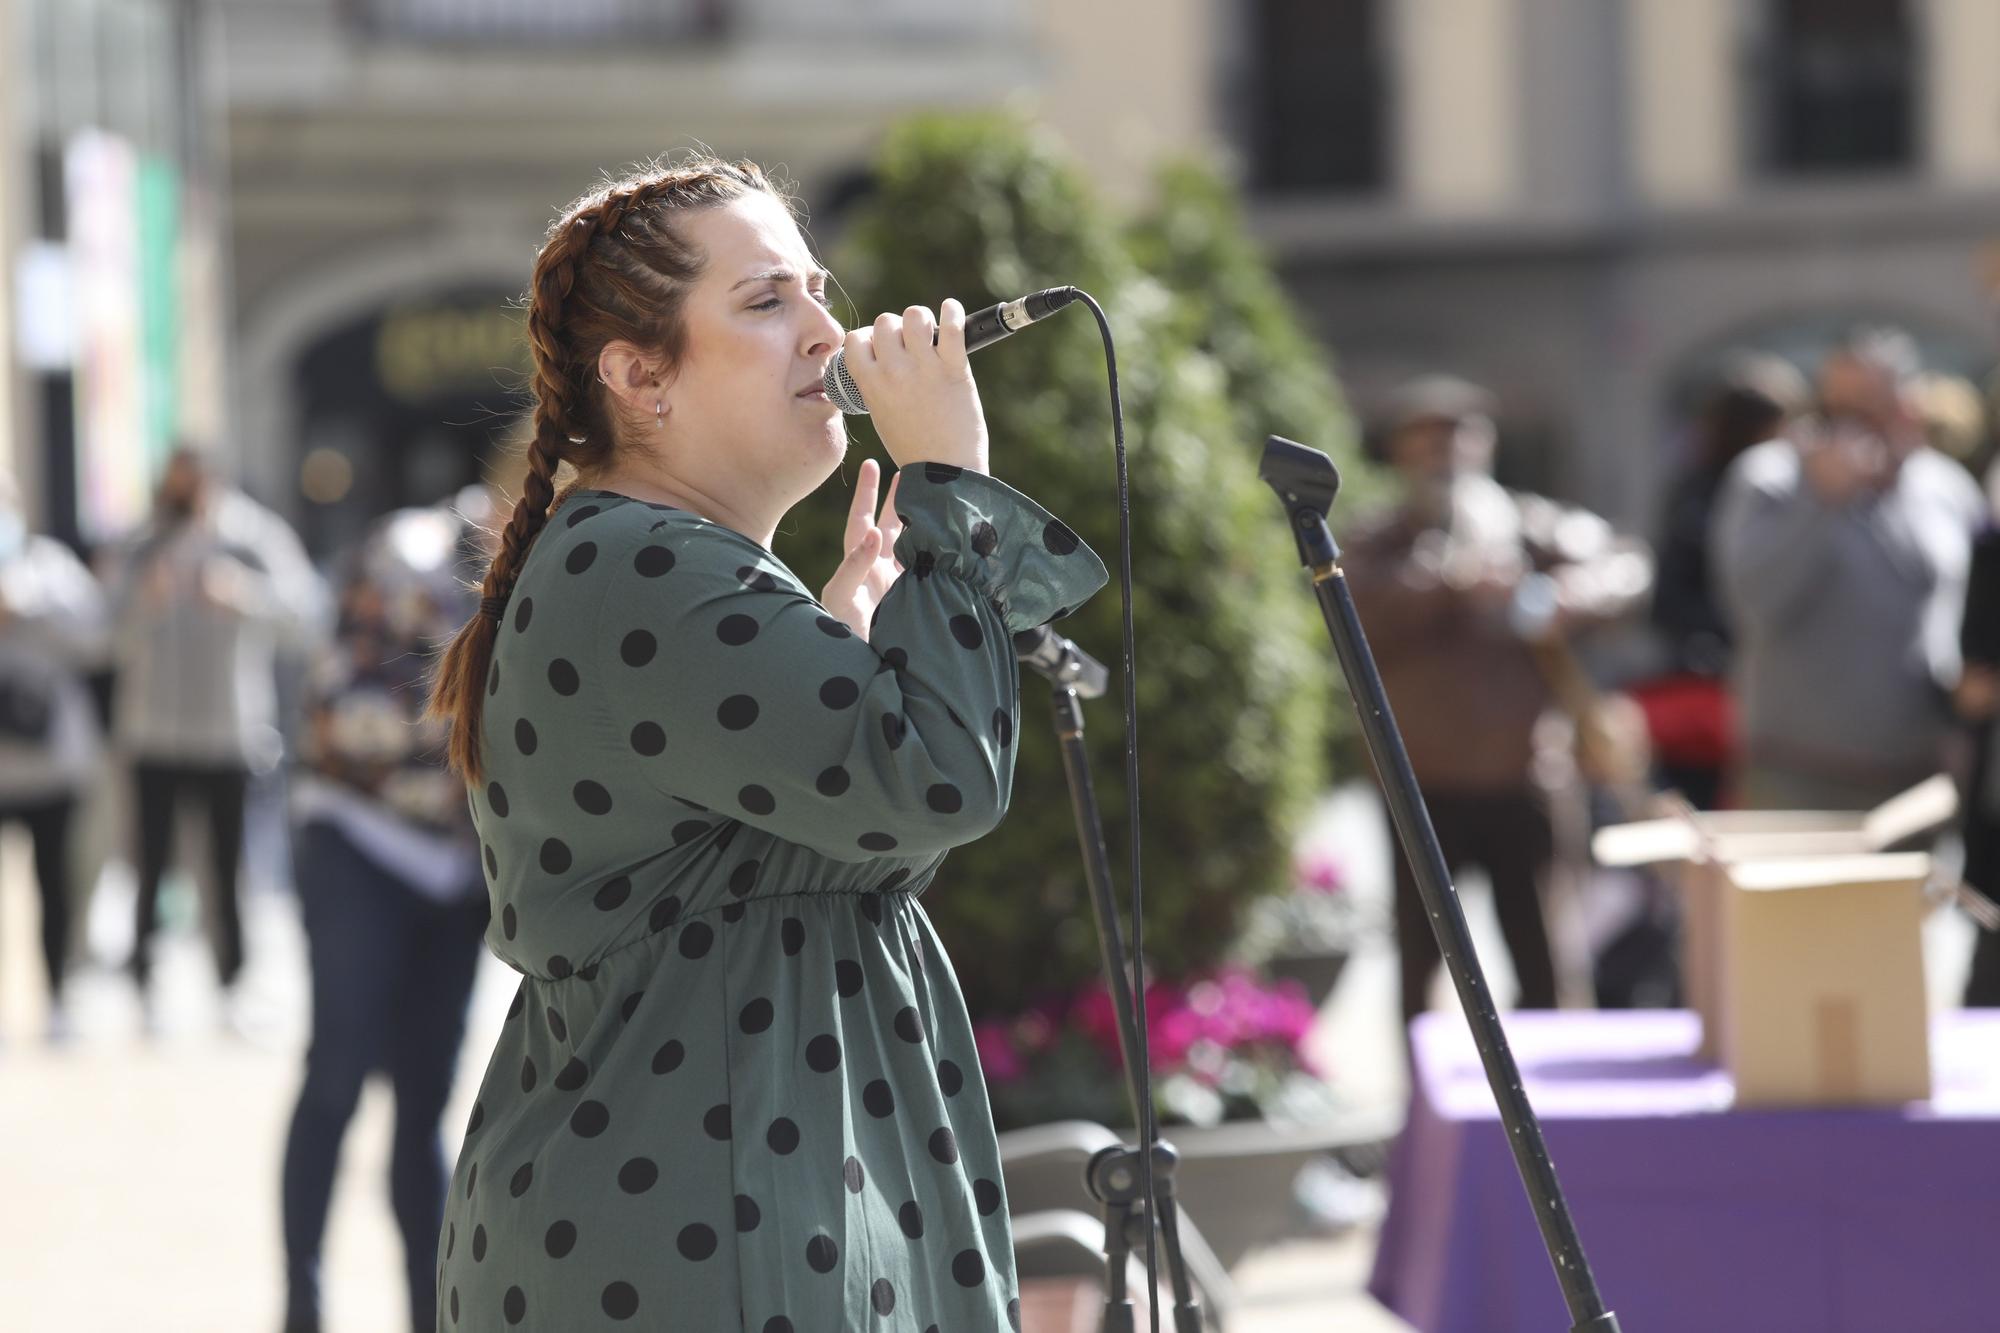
[824,356,869,416]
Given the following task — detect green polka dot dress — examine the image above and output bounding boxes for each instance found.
[437,466,1107,1331]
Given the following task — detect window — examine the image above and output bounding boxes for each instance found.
[1751,0,1916,175]
[1242,0,1388,194]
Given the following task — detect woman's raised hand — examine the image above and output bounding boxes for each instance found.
[819,458,905,642]
[839,299,990,477]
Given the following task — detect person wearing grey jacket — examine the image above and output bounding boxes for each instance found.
[0,476,109,1040]
[108,450,327,1005]
[1711,329,1988,811]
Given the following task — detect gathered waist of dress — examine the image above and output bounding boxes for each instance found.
[514,879,932,986]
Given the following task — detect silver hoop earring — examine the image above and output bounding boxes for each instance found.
[655,401,665,429]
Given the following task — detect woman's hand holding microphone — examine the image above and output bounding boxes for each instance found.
[820,300,989,640]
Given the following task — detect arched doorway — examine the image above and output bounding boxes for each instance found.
[290,286,528,556]
[234,237,532,557]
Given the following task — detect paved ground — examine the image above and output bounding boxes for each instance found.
[0,787,1419,1332]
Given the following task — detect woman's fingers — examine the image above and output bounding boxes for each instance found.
[936,298,966,362]
[901,305,938,355]
[877,470,903,544]
[844,458,880,554]
[820,527,882,631]
[870,312,902,369]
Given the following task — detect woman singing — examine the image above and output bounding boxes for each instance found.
[426,156,1106,1330]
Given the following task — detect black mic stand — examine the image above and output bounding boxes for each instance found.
[1256,437,1621,1333]
[1013,626,1204,1333]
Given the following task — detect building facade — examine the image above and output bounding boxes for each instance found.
[215,0,1042,555]
[19,0,1989,552]
[1228,0,2000,529]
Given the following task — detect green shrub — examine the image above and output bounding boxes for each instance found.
[778,113,1356,1019]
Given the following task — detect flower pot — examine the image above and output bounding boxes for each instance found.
[1166,1110,1398,1271]
[1264,947,1351,1008]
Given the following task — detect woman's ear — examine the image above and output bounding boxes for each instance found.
[598,341,669,415]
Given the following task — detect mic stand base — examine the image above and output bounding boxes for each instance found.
[1031,672,1204,1333]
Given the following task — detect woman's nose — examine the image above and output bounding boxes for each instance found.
[803,302,843,356]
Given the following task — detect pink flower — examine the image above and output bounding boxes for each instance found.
[973,1020,1026,1084]
[1069,978,1189,1065]
[1294,849,1347,896]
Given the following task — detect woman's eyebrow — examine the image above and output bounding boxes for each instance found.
[731,267,830,291]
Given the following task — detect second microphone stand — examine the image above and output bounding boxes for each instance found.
[1013,625,1203,1333]
[1256,436,1621,1333]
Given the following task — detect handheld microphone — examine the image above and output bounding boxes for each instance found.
[823,286,1080,415]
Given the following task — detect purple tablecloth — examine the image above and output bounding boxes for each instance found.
[1369,1010,2000,1333]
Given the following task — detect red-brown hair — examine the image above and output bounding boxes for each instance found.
[428,155,793,780]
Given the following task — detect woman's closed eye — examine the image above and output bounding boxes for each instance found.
[751,290,832,312]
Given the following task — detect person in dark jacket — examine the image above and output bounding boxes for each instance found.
[1646,353,1805,809]
[279,490,493,1333]
[1958,466,2000,1006]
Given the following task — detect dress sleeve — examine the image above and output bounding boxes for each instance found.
[593,467,1108,862]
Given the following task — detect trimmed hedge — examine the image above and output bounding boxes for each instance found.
[778,114,1370,1018]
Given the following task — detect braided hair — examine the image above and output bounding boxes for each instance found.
[428,155,791,780]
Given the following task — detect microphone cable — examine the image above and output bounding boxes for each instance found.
[1072,287,1161,1332]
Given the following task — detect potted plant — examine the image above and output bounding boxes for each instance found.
[1232,845,1377,1007]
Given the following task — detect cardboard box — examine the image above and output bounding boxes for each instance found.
[1592,776,1956,1107]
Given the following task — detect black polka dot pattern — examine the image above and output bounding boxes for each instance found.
[439,479,1102,1327]
[618,1158,658,1194]
[949,615,984,650]
[806,1035,841,1072]
[602,1281,639,1319]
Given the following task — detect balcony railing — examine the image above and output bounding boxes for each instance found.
[344,0,726,43]
[345,0,1019,43]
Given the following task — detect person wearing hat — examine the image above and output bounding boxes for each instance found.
[1342,375,1654,1033]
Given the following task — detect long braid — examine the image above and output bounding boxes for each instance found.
[427,155,788,782]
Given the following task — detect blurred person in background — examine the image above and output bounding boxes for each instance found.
[1958,458,2000,1006]
[1642,353,1806,809]
[1343,375,1653,1032]
[1915,370,1989,470]
[1711,329,1988,811]
[279,488,494,1333]
[108,448,326,1027]
[0,475,108,1043]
